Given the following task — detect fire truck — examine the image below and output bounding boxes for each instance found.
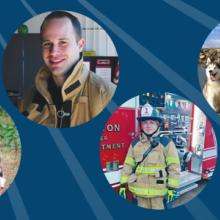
[100,93,217,196]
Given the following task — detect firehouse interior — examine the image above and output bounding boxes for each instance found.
[3,12,119,108]
[100,92,217,207]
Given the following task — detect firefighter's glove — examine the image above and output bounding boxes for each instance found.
[167,189,178,202]
[119,187,126,199]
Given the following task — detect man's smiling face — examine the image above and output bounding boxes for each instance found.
[41,17,84,76]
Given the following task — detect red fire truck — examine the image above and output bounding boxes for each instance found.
[100,93,217,195]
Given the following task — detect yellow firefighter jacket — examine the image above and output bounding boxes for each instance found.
[23,59,116,127]
[120,132,180,198]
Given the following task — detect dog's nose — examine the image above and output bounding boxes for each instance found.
[209,70,213,74]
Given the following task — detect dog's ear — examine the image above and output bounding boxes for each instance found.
[206,57,211,66]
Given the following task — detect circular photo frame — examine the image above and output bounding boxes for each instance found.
[100,92,217,210]
[3,10,119,128]
[198,24,220,114]
[0,106,21,197]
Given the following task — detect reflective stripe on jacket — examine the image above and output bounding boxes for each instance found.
[120,132,180,198]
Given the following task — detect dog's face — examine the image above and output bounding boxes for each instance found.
[206,58,220,82]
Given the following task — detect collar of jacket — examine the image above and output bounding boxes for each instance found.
[140,129,160,143]
[35,58,88,104]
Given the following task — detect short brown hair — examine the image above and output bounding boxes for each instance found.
[40,11,82,41]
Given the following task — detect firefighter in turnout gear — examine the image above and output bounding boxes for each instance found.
[21,11,116,128]
[119,103,180,209]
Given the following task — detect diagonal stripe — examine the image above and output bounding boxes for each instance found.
[185,197,218,220]
[106,99,118,114]
[48,129,113,220]
[7,183,30,220]
[20,0,119,115]
[0,33,7,49]
[0,34,30,220]
[20,0,36,16]
[11,2,116,219]
[78,0,220,127]
[163,0,219,29]
[78,0,219,219]
[18,1,116,218]
[5,1,218,220]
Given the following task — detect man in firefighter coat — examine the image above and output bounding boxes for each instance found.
[21,11,116,128]
[119,104,180,209]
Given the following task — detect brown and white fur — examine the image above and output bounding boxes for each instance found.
[203,57,220,113]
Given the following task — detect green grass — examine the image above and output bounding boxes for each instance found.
[0,107,21,196]
[0,149,21,196]
[0,108,21,150]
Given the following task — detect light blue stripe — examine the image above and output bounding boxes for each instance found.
[0,33,30,220]
[185,197,218,220]
[78,0,219,219]
[0,33,6,49]
[78,0,220,127]
[20,0,119,116]
[20,0,36,16]
[163,0,219,29]
[106,99,118,114]
[48,129,113,220]
[15,1,115,219]
[7,182,30,220]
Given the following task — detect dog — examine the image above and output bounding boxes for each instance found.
[203,57,220,113]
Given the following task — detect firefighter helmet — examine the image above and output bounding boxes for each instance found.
[137,103,163,124]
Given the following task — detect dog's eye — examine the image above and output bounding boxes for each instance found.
[217,64,220,68]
